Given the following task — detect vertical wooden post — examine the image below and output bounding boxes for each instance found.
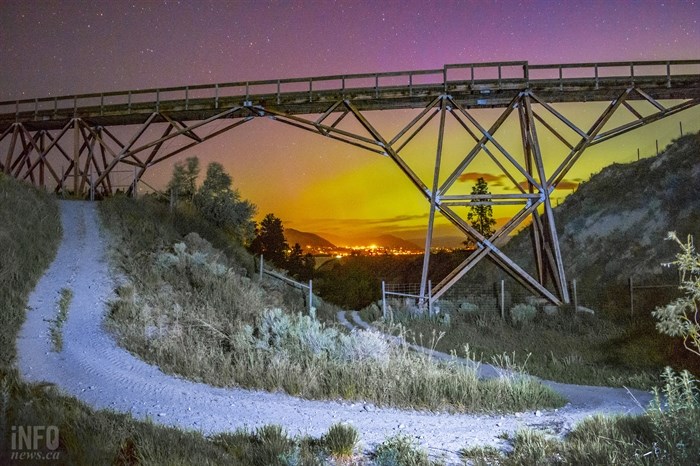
[500,279,505,320]
[89,164,94,201]
[39,131,46,188]
[259,255,264,281]
[308,280,313,314]
[419,96,447,301]
[680,121,683,136]
[656,139,659,156]
[382,281,387,320]
[629,277,634,316]
[572,279,578,313]
[73,119,79,194]
[428,280,433,315]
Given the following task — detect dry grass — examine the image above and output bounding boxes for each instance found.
[99,195,565,413]
[397,303,664,389]
[0,177,348,464]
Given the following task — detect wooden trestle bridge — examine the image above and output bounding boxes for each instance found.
[2,60,699,306]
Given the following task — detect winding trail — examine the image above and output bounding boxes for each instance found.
[17,201,652,464]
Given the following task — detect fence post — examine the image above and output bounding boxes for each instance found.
[89,165,94,201]
[572,279,578,312]
[500,279,505,320]
[381,281,387,320]
[428,280,432,315]
[629,277,634,316]
[259,255,264,281]
[308,280,313,314]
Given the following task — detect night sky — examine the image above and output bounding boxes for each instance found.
[1,0,699,245]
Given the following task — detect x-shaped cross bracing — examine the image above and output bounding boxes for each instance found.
[251,88,699,305]
[2,86,698,304]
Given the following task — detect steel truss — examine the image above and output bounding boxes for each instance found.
[1,85,697,304]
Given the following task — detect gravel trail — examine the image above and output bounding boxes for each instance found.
[16,201,653,464]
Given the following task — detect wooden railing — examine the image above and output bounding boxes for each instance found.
[1,59,698,119]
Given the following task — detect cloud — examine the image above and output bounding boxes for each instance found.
[557,178,581,191]
[503,178,582,192]
[299,214,431,233]
[458,173,508,184]
[315,214,430,226]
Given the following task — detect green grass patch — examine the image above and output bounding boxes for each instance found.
[372,434,433,466]
[322,422,359,459]
[396,304,665,389]
[465,367,700,465]
[50,287,73,352]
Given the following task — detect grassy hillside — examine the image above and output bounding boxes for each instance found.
[507,132,700,313]
[99,195,564,413]
[0,177,232,464]
[2,175,698,465]
[0,174,61,366]
[0,180,434,464]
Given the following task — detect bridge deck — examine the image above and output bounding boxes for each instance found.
[2,60,699,131]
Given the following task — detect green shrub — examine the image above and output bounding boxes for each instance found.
[653,232,700,357]
[473,368,700,465]
[50,287,73,351]
[323,422,359,458]
[0,174,61,365]
[647,367,700,463]
[509,304,537,325]
[373,434,430,466]
[457,301,479,314]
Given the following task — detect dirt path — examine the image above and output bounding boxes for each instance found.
[16,201,652,464]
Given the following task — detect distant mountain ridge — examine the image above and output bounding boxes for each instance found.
[284,229,422,251]
[285,228,335,249]
[357,234,422,251]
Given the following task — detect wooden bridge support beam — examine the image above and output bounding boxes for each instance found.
[253,88,699,305]
[1,82,698,305]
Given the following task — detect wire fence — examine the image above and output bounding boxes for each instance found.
[629,276,681,316]
[381,276,622,321]
[381,282,433,319]
[257,255,314,314]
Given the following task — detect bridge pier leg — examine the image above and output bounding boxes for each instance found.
[419,96,448,304]
[520,95,570,303]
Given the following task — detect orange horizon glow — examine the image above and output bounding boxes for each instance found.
[140,102,700,247]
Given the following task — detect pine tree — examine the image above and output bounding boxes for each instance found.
[467,177,496,238]
[286,242,315,281]
[167,156,199,202]
[193,162,256,243]
[250,213,288,267]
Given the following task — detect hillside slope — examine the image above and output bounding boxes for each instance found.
[507,133,700,305]
[285,228,336,249]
